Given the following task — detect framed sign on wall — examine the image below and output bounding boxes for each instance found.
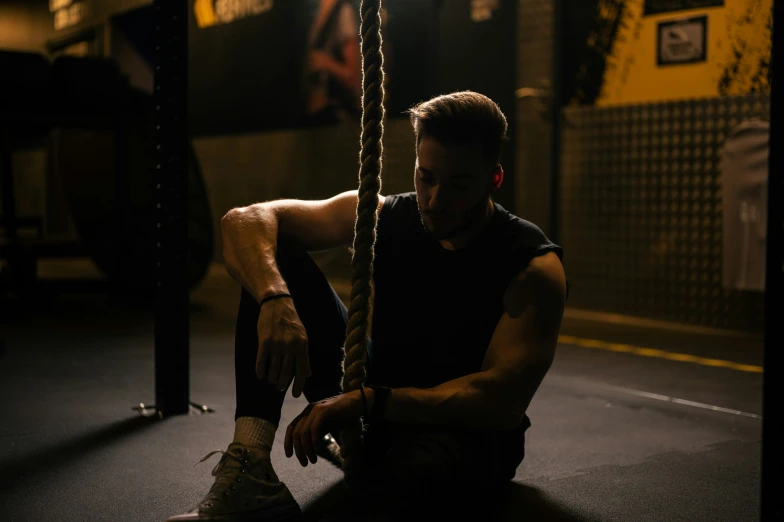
[657,15,707,66]
[644,0,723,16]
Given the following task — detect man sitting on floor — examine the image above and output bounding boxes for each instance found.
[166,91,568,521]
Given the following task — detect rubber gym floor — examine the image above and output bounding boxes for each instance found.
[0,263,762,522]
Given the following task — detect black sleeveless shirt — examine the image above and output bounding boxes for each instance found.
[366,192,563,475]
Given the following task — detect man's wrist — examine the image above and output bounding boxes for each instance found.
[366,385,392,425]
[353,387,375,419]
[255,283,291,304]
[364,386,375,414]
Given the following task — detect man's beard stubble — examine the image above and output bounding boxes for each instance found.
[417,192,492,241]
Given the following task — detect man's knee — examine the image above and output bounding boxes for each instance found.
[377,430,509,487]
[376,432,461,492]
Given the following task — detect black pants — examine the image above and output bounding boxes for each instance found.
[234,240,363,428]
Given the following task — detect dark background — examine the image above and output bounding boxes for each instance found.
[185,0,518,207]
[428,0,517,211]
[187,0,313,135]
[186,0,516,140]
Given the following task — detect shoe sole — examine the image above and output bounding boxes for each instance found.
[168,503,303,522]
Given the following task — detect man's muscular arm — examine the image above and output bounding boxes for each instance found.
[221,191,372,302]
[372,251,567,431]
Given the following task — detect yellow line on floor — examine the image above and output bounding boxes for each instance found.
[563,308,762,340]
[557,335,763,374]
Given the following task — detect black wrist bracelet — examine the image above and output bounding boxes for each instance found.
[358,386,368,419]
[258,293,293,307]
[369,385,391,425]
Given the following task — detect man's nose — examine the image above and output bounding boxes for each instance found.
[429,186,448,211]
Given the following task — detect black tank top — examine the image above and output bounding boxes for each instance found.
[367,192,563,471]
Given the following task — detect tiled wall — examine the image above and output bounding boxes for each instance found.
[561,93,770,332]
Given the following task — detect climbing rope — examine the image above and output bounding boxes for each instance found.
[339,0,385,487]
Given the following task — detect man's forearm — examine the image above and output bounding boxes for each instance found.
[367,371,520,431]
[221,205,289,303]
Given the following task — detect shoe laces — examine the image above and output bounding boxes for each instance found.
[194,447,251,508]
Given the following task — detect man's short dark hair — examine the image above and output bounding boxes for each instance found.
[406,91,509,164]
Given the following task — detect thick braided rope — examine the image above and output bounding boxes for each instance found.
[339,0,385,484]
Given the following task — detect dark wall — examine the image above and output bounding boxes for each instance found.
[187,0,436,136]
[111,5,154,93]
[562,0,625,106]
[0,0,58,53]
[112,5,154,66]
[382,0,434,117]
[429,0,518,211]
[188,1,311,136]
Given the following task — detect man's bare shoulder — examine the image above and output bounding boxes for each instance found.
[526,251,565,282]
[503,251,567,320]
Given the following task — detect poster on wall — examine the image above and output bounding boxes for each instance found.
[189,0,364,135]
[300,0,362,126]
[657,16,707,66]
[644,0,723,16]
[188,0,433,136]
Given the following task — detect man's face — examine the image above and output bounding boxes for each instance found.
[414,135,497,241]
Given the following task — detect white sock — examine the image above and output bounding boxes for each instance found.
[233,417,277,457]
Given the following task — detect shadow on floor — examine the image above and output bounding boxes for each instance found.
[0,414,160,492]
[301,479,597,522]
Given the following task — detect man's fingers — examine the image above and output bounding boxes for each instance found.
[299,413,318,464]
[292,423,307,466]
[291,356,311,398]
[309,419,325,463]
[291,373,305,398]
[267,354,282,388]
[277,355,295,392]
[304,357,312,378]
[255,348,268,382]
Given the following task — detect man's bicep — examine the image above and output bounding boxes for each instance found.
[481,252,567,377]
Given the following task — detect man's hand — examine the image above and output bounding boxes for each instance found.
[284,391,364,467]
[256,297,311,397]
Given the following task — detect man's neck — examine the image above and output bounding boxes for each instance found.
[439,199,495,251]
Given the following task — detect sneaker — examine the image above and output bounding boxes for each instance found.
[165,442,302,521]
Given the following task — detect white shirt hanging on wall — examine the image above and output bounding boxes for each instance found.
[720,120,769,292]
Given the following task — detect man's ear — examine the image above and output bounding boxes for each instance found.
[493,165,504,190]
